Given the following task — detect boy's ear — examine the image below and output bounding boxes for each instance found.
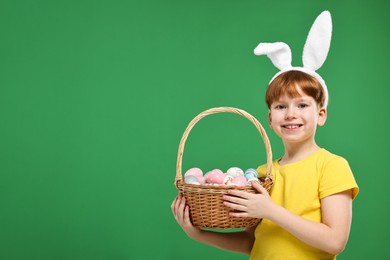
[268,111,273,128]
[317,107,327,126]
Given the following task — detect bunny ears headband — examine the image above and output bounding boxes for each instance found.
[254,11,332,107]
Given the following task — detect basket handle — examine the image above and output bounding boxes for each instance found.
[175,107,273,186]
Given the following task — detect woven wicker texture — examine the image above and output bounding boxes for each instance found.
[175,107,274,229]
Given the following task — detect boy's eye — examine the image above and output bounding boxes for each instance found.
[274,104,286,109]
[298,103,309,108]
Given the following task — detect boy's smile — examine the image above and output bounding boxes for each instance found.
[282,124,303,129]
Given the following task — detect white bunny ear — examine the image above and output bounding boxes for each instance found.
[254,42,292,71]
[302,11,332,71]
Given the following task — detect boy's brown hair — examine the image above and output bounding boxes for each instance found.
[265,70,326,109]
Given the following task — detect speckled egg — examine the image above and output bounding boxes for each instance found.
[226,167,244,178]
[205,169,225,184]
[184,167,203,178]
[231,175,247,186]
[197,176,206,184]
[223,175,233,185]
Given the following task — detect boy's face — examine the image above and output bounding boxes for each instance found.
[268,87,327,145]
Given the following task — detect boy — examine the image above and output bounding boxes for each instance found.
[171,11,358,259]
[171,70,358,259]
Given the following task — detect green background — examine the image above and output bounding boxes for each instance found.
[0,0,388,259]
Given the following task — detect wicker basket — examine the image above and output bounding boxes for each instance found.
[174,107,273,229]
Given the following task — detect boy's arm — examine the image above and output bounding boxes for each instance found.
[171,193,256,255]
[224,183,353,255]
[265,190,352,255]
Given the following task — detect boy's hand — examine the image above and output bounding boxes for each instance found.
[171,193,201,239]
[223,181,273,219]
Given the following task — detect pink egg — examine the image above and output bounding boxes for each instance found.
[206,169,226,184]
[209,169,223,175]
[232,175,247,186]
[184,168,203,178]
[197,176,206,184]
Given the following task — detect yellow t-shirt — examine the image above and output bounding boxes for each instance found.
[250,148,359,260]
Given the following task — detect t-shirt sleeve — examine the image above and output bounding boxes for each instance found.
[257,163,268,177]
[319,156,359,200]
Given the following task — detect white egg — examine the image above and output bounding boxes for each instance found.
[184,175,200,185]
[226,167,244,177]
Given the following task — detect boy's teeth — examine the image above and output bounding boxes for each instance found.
[285,125,299,129]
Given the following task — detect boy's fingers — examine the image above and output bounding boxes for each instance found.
[184,205,191,224]
[224,194,247,205]
[227,189,250,199]
[252,181,266,194]
[224,201,247,212]
[171,196,179,215]
[171,194,184,218]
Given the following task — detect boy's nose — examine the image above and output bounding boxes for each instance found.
[284,108,297,120]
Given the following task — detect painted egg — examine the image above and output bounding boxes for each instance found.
[226,167,244,178]
[223,175,233,185]
[209,169,224,175]
[184,167,203,178]
[206,169,226,184]
[231,175,247,186]
[246,176,260,185]
[204,169,222,178]
[184,175,200,185]
[245,168,258,179]
[197,176,206,185]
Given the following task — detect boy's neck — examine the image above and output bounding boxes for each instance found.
[279,141,320,165]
